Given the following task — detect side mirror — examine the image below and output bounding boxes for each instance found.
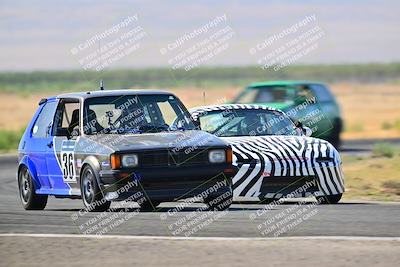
[55,127,80,138]
[191,117,201,130]
[70,128,80,138]
[303,126,313,137]
[294,121,312,137]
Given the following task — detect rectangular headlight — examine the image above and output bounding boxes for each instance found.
[209,149,226,163]
[121,154,139,167]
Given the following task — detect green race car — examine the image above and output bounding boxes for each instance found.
[232,81,343,148]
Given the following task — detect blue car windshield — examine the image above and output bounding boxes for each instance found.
[198,109,298,137]
[83,94,195,135]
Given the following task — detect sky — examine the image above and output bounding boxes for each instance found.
[0,0,399,71]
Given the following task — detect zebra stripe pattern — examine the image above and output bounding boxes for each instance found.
[190,104,345,199]
[229,136,344,198]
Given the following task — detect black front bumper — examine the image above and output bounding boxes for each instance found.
[99,164,236,201]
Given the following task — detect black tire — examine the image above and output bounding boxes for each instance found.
[205,191,233,211]
[18,166,47,210]
[328,119,342,149]
[80,165,111,212]
[316,193,342,204]
[139,200,161,212]
[328,133,341,149]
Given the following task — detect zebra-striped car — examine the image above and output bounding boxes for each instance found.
[189,104,345,204]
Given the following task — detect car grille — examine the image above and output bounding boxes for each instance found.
[260,176,318,194]
[139,149,209,167]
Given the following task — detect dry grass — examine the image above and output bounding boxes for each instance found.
[342,151,400,201]
[0,93,47,131]
[332,83,400,139]
[2,83,400,140]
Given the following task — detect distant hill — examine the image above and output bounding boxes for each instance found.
[0,63,399,93]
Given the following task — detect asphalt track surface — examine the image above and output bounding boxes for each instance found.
[1,138,399,266]
[1,138,400,237]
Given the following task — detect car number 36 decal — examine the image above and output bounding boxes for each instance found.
[60,140,76,183]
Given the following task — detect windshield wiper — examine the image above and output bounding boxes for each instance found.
[106,128,142,134]
[169,125,187,131]
[137,124,170,133]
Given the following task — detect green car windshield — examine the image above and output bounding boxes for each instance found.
[235,85,314,104]
[198,109,299,137]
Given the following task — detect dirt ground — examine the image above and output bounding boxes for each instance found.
[2,83,400,139]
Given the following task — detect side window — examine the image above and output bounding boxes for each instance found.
[32,101,58,138]
[53,100,80,136]
[237,89,258,103]
[310,84,334,102]
[256,90,275,102]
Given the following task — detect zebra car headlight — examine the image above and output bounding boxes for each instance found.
[209,149,226,163]
[121,154,139,167]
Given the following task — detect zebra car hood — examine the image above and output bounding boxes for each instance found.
[223,135,341,169]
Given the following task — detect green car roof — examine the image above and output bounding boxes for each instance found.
[247,80,325,88]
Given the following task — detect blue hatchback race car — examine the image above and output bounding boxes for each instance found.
[17,89,234,212]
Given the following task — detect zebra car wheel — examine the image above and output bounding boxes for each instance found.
[316,193,342,204]
[80,165,111,212]
[18,166,47,210]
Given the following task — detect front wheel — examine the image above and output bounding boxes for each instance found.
[18,166,47,210]
[316,193,342,204]
[80,165,111,212]
[205,191,233,211]
[327,119,342,149]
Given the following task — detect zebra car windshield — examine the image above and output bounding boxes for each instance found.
[83,94,196,135]
[198,109,298,137]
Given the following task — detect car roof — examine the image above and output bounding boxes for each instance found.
[189,104,283,119]
[51,89,174,100]
[247,80,325,88]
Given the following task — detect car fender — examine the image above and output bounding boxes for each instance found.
[81,155,104,195]
[18,155,41,190]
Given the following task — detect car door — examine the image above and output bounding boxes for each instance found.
[46,98,81,195]
[309,84,340,138]
[27,100,58,192]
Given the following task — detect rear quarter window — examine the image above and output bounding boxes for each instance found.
[31,101,57,138]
